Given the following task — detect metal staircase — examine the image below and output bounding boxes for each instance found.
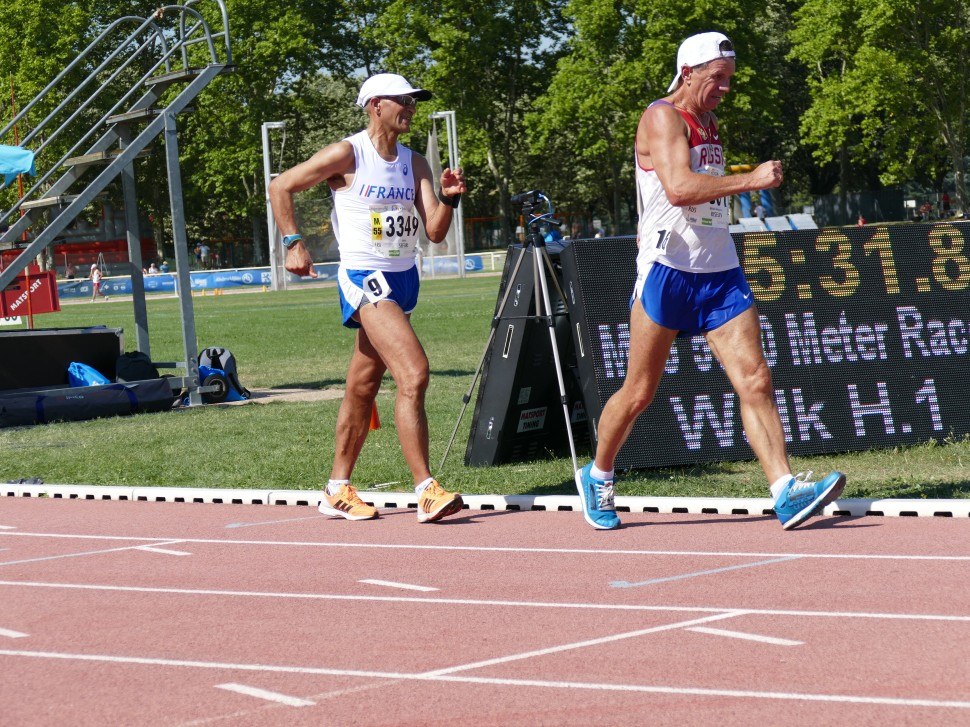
[0,1,232,405]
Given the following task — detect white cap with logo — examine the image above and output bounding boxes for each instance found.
[356,73,433,108]
[667,32,736,93]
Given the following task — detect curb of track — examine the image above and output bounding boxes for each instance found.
[3,483,969,519]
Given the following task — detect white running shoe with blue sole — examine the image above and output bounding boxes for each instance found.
[774,471,846,530]
[575,462,620,530]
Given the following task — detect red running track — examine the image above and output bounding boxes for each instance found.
[1,496,969,726]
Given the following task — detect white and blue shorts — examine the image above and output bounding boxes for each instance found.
[337,265,420,329]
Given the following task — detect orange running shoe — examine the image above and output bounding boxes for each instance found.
[417,480,463,523]
[318,484,378,520]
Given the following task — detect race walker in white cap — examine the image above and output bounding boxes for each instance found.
[269,73,466,523]
[575,32,846,531]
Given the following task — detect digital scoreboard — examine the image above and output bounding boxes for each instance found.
[559,221,970,469]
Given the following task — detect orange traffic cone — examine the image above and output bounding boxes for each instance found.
[369,402,381,430]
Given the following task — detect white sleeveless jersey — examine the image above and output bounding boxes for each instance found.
[331,130,421,272]
[635,101,738,274]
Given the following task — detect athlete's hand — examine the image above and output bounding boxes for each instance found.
[440,167,467,197]
[751,160,783,190]
[284,241,318,278]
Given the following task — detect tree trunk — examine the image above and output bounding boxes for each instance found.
[838,143,850,225]
[486,146,512,243]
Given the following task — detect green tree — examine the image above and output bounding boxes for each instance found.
[371,0,566,239]
[792,0,970,213]
[532,0,801,233]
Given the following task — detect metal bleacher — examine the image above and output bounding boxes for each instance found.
[0,1,233,405]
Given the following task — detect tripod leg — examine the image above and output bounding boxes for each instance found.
[533,246,580,473]
[437,246,531,473]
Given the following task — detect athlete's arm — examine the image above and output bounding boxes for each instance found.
[269,141,355,277]
[412,153,467,244]
[643,104,782,207]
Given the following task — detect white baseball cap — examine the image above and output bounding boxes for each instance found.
[667,32,736,93]
[356,73,433,108]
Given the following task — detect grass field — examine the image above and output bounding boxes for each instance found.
[2,276,968,500]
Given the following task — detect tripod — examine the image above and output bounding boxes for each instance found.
[438,190,580,474]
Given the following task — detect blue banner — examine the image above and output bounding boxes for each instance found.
[57,264,342,299]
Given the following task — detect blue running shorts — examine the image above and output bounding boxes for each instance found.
[633,262,754,336]
[337,265,420,329]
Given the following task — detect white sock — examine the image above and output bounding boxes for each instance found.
[591,464,614,482]
[415,477,434,494]
[327,479,350,496]
[770,474,793,499]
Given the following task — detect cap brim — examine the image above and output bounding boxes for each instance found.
[412,89,433,101]
[666,74,679,93]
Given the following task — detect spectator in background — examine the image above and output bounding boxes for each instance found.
[200,242,211,269]
[64,263,76,279]
[90,263,108,302]
[193,243,202,268]
[160,260,170,273]
[148,262,160,274]
[942,192,951,217]
[754,201,766,221]
[857,214,866,226]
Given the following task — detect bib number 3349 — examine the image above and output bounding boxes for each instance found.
[371,205,419,258]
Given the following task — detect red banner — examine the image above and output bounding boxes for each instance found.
[0,270,60,317]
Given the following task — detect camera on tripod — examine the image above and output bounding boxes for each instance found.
[511,189,557,245]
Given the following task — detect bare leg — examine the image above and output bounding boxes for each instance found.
[593,302,678,471]
[705,307,790,484]
[353,300,432,483]
[329,323,386,481]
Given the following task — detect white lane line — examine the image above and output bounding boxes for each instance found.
[3,532,970,561]
[1,649,969,709]
[1,579,969,623]
[0,541,188,567]
[135,546,192,557]
[612,555,802,588]
[359,579,438,592]
[420,611,745,677]
[688,626,803,647]
[0,628,28,638]
[0,526,16,530]
[225,515,332,530]
[215,683,314,707]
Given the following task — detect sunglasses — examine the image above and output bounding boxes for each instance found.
[381,94,418,108]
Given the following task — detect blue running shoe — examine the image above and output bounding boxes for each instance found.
[774,471,846,530]
[575,462,620,530]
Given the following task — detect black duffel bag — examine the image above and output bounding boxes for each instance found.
[0,378,177,428]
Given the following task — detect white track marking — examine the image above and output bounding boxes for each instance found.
[215,683,314,707]
[0,628,28,638]
[688,626,803,647]
[421,612,744,677]
[0,540,188,567]
[612,555,802,588]
[1,649,969,710]
[225,515,331,530]
[1,579,969,622]
[135,546,191,556]
[0,525,15,530]
[3,532,969,561]
[359,579,438,592]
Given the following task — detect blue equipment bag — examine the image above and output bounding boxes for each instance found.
[67,361,111,387]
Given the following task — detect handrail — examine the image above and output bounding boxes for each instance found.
[0,16,167,141]
[0,1,230,229]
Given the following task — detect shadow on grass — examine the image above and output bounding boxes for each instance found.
[278,379,351,390]
[852,481,970,499]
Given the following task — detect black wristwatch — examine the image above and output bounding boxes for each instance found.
[282,233,303,249]
[437,190,461,209]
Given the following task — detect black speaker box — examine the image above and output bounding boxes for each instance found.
[464,244,588,466]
